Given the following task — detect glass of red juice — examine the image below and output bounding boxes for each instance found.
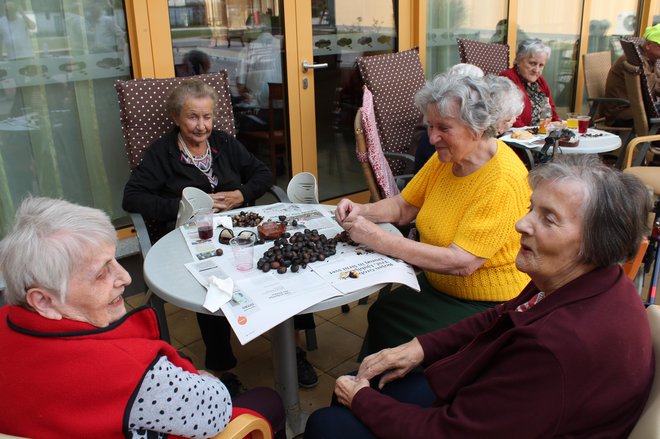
[194,208,214,240]
[578,116,590,134]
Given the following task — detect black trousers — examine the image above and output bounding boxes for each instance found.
[197,312,315,371]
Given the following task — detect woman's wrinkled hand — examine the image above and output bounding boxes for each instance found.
[335,375,370,408]
[346,215,382,247]
[335,199,362,229]
[357,339,424,389]
[211,190,244,212]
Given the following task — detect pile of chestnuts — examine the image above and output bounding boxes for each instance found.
[256,228,338,274]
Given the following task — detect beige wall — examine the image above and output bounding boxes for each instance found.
[335,0,395,28]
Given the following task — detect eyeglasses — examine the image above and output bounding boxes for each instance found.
[218,227,256,245]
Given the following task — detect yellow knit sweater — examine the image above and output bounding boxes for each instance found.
[402,139,531,301]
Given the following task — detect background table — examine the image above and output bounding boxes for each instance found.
[143,204,400,435]
[500,128,622,154]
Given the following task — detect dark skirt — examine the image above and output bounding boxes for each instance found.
[361,272,498,357]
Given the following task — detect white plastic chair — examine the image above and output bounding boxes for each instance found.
[175,187,214,228]
[287,172,319,204]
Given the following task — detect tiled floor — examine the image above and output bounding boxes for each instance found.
[125,292,376,433]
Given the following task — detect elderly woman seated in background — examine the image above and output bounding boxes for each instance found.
[307,154,653,438]
[500,38,559,127]
[122,78,272,240]
[485,75,526,135]
[122,78,317,388]
[0,197,286,438]
[336,73,531,357]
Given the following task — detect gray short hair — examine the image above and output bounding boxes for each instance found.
[166,78,218,118]
[485,75,525,126]
[528,155,650,266]
[515,38,551,64]
[0,197,116,306]
[415,73,497,138]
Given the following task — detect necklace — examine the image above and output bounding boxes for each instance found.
[178,134,211,172]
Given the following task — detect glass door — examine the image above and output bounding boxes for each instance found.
[167,1,289,188]
[288,0,397,200]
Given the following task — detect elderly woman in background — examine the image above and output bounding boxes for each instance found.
[0,197,286,439]
[123,78,272,240]
[308,154,653,438]
[122,78,317,388]
[485,75,526,135]
[336,73,531,357]
[500,38,559,127]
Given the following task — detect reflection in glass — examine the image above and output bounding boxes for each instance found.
[586,1,639,58]
[0,0,130,234]
[313,1,396,200]
[517,1,582,117]
[169,1,288,188]
[425,0,507,76]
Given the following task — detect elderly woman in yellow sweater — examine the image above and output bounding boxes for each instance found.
[336,73,531,355]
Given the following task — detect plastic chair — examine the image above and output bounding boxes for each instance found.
[175,187,214,228]
[627,304,660,439]
[285,171,321,348]
[287,172,319,204]
[456,38,510,75]
[356,48,425,179]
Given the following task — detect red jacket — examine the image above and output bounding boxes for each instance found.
[500,67,559,127]
[0,305,266,438]
[351,265,653,438]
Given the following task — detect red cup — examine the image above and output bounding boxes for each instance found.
[578,116,590,134]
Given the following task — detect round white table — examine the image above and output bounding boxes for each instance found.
[500,128,622,154]
[143,204,400,435]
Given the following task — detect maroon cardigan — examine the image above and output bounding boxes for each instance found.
[351,265,653,438]
[500,67,559,127]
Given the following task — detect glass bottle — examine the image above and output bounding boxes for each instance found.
[538,97,552,134]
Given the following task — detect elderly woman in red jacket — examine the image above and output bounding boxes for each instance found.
[304,154,653,439]
[0,197,285,439]
[500,38,560,127]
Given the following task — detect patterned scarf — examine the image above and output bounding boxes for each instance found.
[517,65,547,126]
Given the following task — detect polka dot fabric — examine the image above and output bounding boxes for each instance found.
[128,356,231,438]
[114,71,236,170]
[357,48,425,176]
[456,39,510,75]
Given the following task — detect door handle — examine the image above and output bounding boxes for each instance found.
[302,60,328,73]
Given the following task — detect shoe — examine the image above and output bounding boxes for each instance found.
[296,347,318,388]
[219,372,248,398]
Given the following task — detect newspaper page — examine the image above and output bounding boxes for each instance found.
[181,203,419,344]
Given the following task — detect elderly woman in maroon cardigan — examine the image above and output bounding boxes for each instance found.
[500,38,560,127]
[304,154,653,439]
